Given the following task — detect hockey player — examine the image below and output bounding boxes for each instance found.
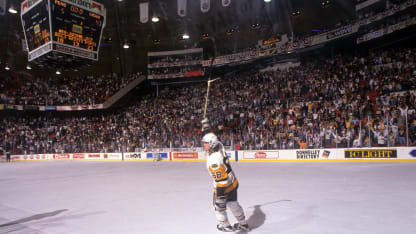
[201,119,249,232]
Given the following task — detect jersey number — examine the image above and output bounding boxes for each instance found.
[211,171,222,179]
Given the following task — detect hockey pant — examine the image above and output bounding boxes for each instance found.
[213,188,246,225]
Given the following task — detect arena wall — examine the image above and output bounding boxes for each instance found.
[2,147,416,162]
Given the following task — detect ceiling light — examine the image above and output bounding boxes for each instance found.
[292,9,301,16]
[56,71,61,75]
[123,43,130,49]
[321,0,330,7]
[182,34,190,40]
[8,7,18,14]
[5,65,10,70]
[152,16,159,23]
[26,65,32,70]
[264,0,272,2]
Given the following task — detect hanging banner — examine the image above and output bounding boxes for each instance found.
[178,0,187,17]
[0,0,6,15]
[201,0,210,13]
[139,2,149,23]
[222,0,231,7]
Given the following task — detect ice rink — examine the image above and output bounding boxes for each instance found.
[1,161,415,234]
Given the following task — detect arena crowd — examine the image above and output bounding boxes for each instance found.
[1,46,416,154]
[0,72,139,106]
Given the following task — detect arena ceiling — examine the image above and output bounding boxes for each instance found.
[0,0,356,75]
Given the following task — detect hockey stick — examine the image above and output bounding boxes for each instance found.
[203,38,217,119]
[203,77,221,118]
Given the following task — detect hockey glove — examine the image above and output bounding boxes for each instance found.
[201,118,211,132]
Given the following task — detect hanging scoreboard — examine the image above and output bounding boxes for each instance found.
[21,0,52,61]
[21,0,106,61]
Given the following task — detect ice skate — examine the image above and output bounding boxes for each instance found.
[233,222,250,231]
[217,223,234,232]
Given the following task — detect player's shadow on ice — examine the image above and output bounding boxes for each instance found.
[0,209,68,227]
[236,200,292,234]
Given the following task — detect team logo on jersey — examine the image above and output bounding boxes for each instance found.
[211,163,219,169]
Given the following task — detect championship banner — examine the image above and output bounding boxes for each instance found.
[222,0,231,7]
[177,0,186,17]
[139,2,149,23]
[201,0,210,13]
[0,0,6,15]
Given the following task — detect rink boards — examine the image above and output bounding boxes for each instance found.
[2,147,416,162]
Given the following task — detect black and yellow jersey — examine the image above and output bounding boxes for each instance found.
[206,150,238,196]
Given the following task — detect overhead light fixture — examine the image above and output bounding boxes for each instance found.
[5,65,10,70]
[123,43,130,49]
[321,0,330,8]
[26,65,32,70]
[292,9,301,16]
[182,34,190,40]
[8,7,18,14]
[56,70,61,75]
[152,16,159,23]
[264,0,272,2]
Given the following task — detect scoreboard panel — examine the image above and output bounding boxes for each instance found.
[21,0,106,62]
[21,0,50,52]
[21,0,53,61]
[51,0,105,59]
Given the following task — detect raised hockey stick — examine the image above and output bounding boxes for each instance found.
[203,38,217,119]
[203,76,221,118]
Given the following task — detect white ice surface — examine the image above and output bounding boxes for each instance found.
[0,161,416,234]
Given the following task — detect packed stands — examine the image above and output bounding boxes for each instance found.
[0,72,139,106]
[1,46,416,154]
